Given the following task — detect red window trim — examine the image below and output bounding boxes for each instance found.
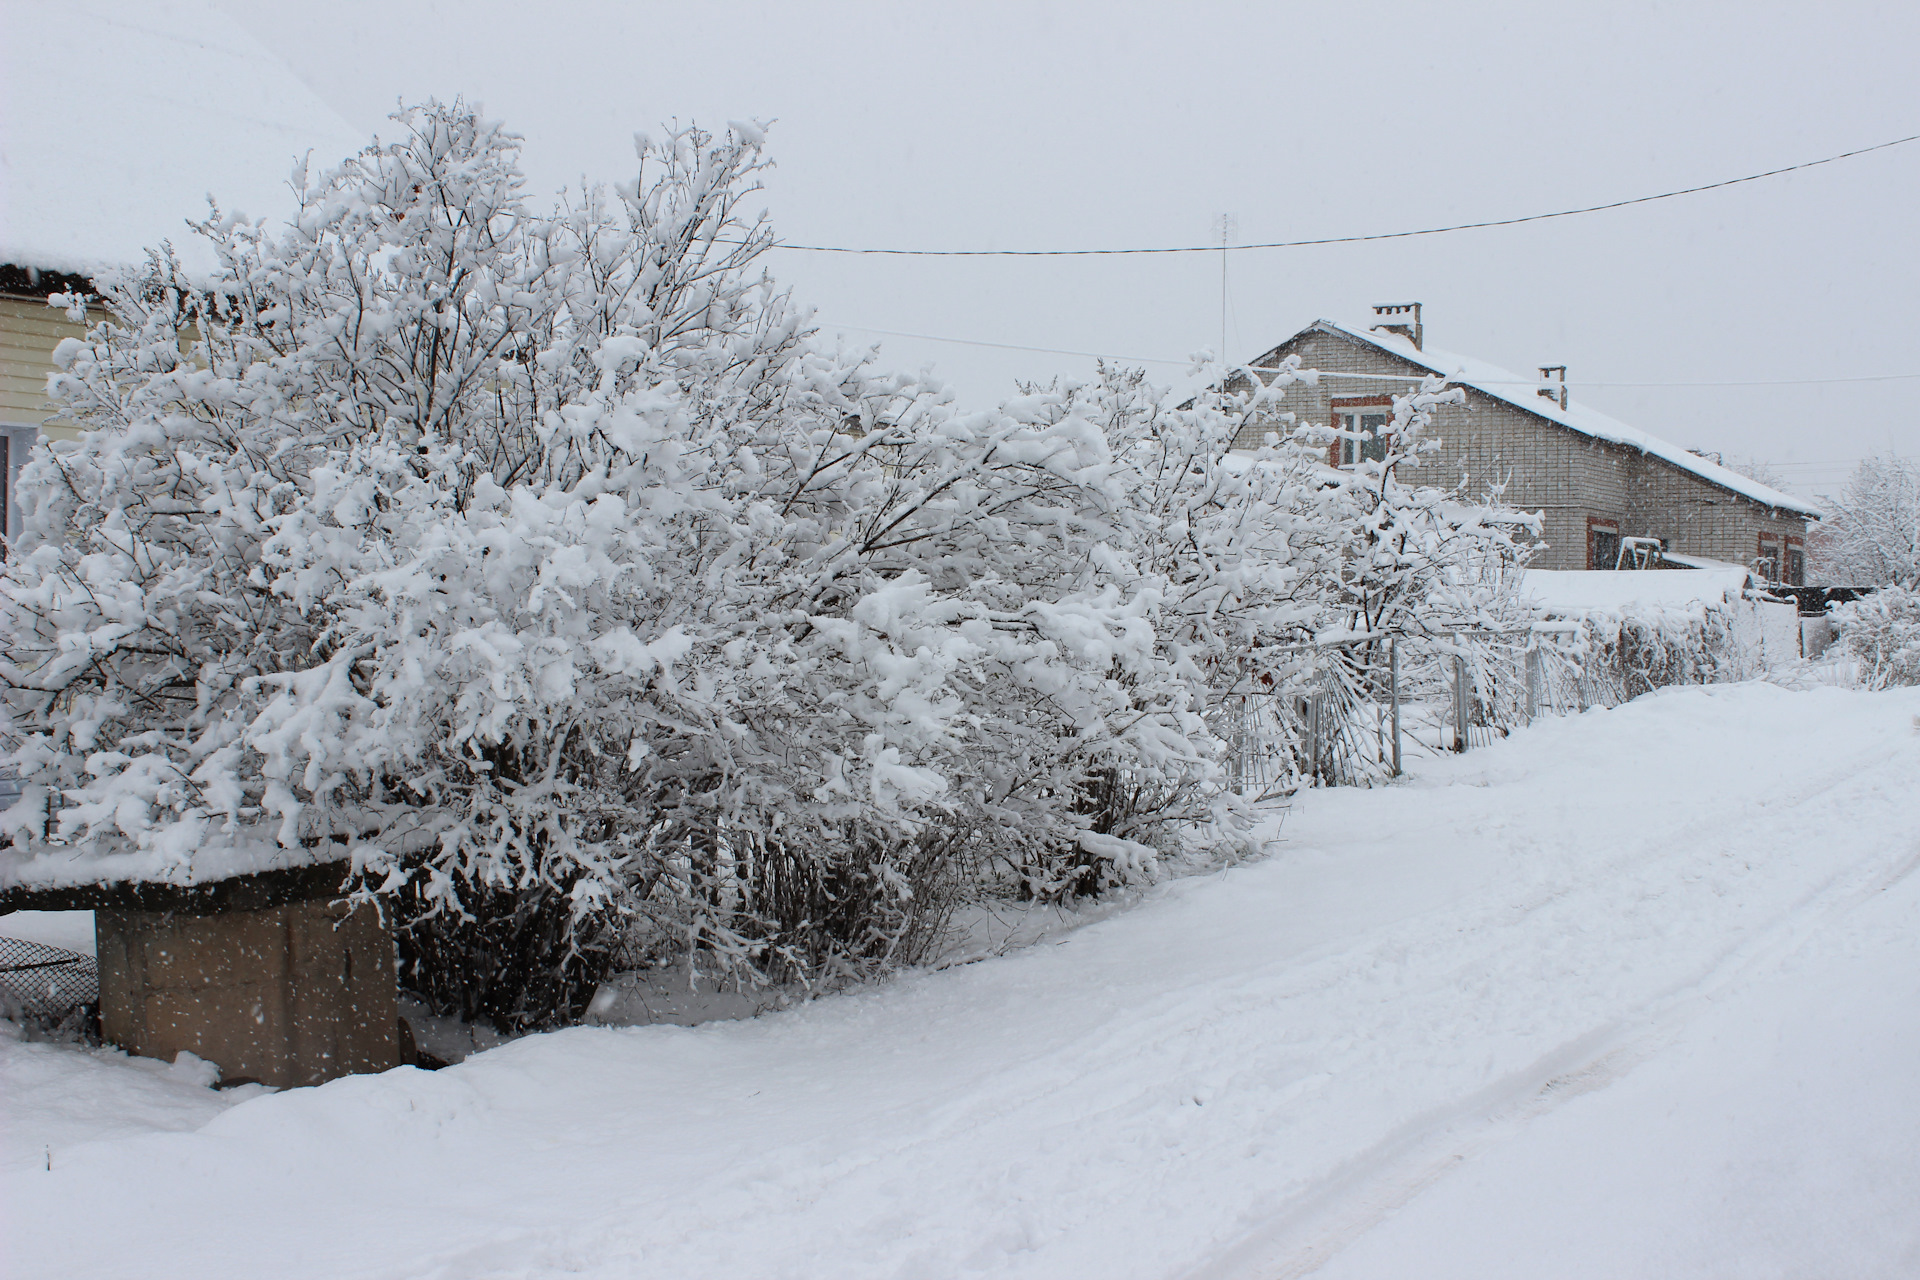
[1329,395,1394,469]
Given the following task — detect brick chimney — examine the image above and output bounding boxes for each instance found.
[1371,302,1422,350]
[1537,365,1568,410]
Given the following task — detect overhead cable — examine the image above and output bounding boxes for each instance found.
[779,132,1920,257]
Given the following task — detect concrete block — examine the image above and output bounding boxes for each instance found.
[96,899,400,1088]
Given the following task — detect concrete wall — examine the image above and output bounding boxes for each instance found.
[96,898,401,1088]
[1234,325,1809,575]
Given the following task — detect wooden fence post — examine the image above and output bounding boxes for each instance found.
[1306,693,1320,786]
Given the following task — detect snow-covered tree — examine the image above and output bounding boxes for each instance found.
[3,104,848,1023]
[1036,363,1534,793]
[1811,455,1920,588]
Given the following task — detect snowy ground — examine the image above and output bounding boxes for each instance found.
[4,682,1918,1279]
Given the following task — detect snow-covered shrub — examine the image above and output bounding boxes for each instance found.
[2,104,943,1023]
[0,101,1545,1026]
[1060,364,1535,792]
[1249,372,1535,782]
[1834,586,1920,689]
[1605,608,1734,698]
[0,103,1270,1019]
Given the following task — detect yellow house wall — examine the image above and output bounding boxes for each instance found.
[0,292,92,440]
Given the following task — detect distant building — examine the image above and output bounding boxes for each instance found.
[0,0,363,546]
[1236,306,1820,580]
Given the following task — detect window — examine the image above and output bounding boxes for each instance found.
[1,424,43,556]
[1329,396,1392,468]
[1588,517,1621,571]
[1756,534,1781,583]
[1785,535,1805,586]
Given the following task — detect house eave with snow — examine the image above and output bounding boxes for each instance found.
[0,0,366,545]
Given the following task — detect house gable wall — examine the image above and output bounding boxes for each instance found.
[3,293,96,542]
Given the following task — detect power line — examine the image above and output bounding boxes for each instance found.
[774,132,1920,257]
[827,323,1920,389]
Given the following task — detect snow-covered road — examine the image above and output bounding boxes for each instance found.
[5,683,1918,1279]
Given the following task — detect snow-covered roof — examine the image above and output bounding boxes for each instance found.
[0,824,328,900]
[1276,320,1822,520]
[0,1,368,279]
[1521,567,1753,617]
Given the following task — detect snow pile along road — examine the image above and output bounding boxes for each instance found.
[5,683,1918,1278]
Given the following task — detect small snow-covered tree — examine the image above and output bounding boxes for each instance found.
[3,103,842,1025]
[1029,362,1534,796]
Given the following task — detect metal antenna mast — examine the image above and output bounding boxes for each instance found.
[1213,213,1237,361]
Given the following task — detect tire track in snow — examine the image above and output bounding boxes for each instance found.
[1190,719,1920,1280]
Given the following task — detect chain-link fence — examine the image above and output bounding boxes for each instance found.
[0,934,99,1026]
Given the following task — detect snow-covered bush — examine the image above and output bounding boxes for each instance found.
[1601,608,1734,698]
[1833,586,1920,689]
[2,104,937,1023]
[1068,364,1536,791]
[0,102,1540,1026]
[1270,372,1534,781]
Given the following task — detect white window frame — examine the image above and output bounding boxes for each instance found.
[1332,407,1391,468]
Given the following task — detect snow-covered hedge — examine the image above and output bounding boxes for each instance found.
[1,103,1530,1026]
[1591,607,1734,700]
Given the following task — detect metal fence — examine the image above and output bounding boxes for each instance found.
[0,935,98,1025]
[1211,627,1625,798]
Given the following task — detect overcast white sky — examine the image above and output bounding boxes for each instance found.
[219,0,1920,498]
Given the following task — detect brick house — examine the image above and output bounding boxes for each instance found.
[1234,307,1820,579]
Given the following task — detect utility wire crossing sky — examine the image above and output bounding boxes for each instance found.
[775,131,1920,256]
